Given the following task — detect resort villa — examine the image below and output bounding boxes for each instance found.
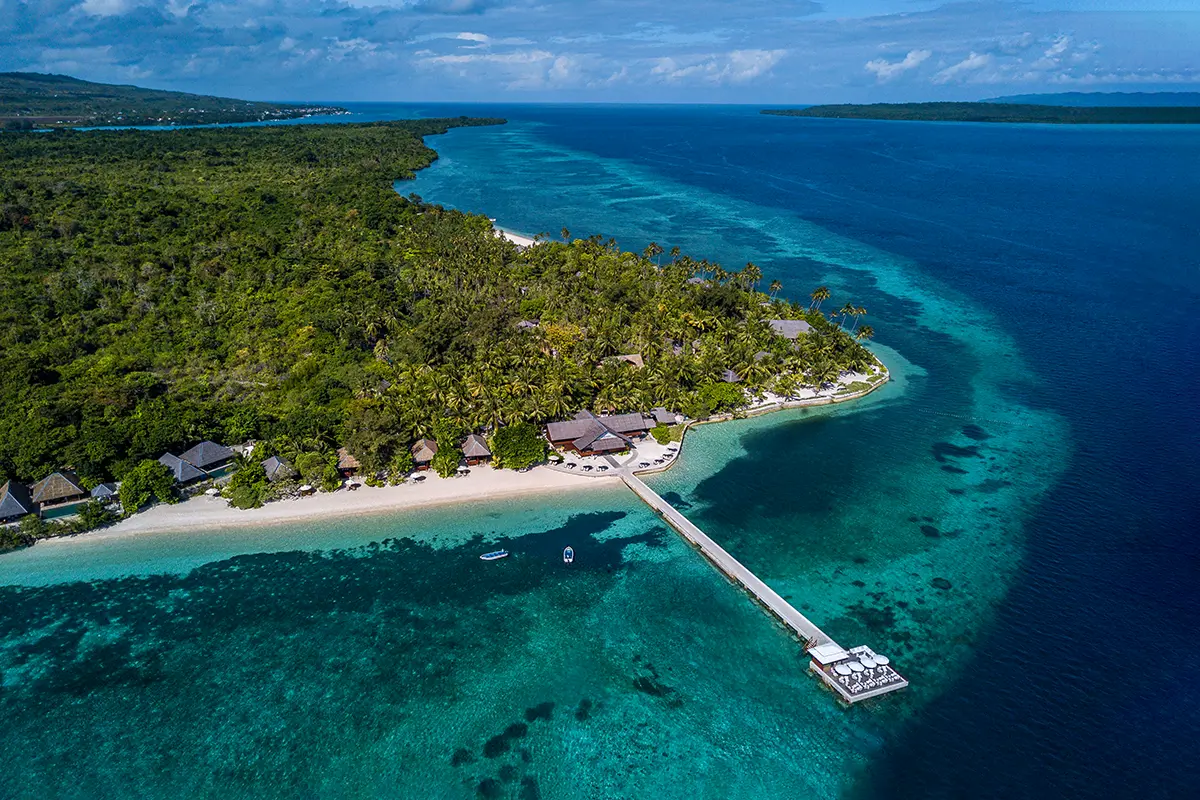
[461,434,492,466]
[261,456,297,483]
[158,441,237,486]
[412,438,438,470]
[546,411,655,456]
[337,448,361,478]
[0,480,35,524]
[29,471,90,518]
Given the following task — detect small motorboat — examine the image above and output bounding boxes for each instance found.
[480,550,509,561]
[563,546,575,564]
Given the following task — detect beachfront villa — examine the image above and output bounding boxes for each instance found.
[90,483,119,505]
[0,480,35,524]
[336,448,360,478]
[546,411,654,456]
[159,453,208,485]
[261,456,297,483]
[179,441,236,478]
[412,438,438,470]
[29,471,90,517]
[461,434,492,466]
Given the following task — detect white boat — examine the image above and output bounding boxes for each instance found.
[563,546,574,564]
[480,550,509,561]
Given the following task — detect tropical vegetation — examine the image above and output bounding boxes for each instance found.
[0,119,877,495]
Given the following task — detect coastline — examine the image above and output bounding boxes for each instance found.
[494,226,538,247]
[33,466,619,549]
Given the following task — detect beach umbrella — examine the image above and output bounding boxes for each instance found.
[299,484,313,492]
[456,466,470,474]
[548,454,562,462]
[204,488,219,496]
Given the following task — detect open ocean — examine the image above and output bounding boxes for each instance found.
[1,105,1197,798]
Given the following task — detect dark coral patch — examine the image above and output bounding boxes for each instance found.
[961,424,990,441]
[483,735,511,759]
[931,577,953,590]
[520,776,542,800]
[477,778,503,798]
[574,699,593,721]
[920,525,940,538]
[941,465,968,475]
[524,702,554,723]
[932,442,982,463]
[451,748,474,767]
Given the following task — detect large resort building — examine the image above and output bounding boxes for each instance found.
[546,411,655,456]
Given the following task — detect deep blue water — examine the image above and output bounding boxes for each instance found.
[3,104,1198,798]
[404,104,1200,796]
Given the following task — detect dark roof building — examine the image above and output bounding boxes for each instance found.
[90,483,119,500]
[546,411,648,455]
[29,471,88,506]
[769,319,813,339]
[159,453,206,485]
[0,480,34,522]
[650,408,681,425]
[261,456,297,483]
[178,441,235,471]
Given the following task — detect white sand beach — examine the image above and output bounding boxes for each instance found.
[495,226,538,247]
[43,466,617,545]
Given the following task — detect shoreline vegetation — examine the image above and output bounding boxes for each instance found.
[761,102,1200,124]
[0,118,885,553]
[0,72,347,129]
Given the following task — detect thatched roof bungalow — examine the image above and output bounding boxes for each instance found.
[336,447,361,477]
[412,438,438,470]
[768,319,813,339]
[461,434,492,465]
[29,471,88,508]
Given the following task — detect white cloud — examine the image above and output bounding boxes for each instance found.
[651,49,787,85]
[78,0,134,16]
[864,49,931,82]
[932,51,991,84]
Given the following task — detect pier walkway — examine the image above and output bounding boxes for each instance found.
[621,472,834,648]
[620,471,909,703]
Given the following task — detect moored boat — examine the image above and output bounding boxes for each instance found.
[480,550,509,561]
[563,546,574,564]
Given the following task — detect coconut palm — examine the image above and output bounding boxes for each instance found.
[769,279,783,299]
[855,325,874,341]
[838,303,856,329]
[809,286,830,311]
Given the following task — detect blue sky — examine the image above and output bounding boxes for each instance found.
[1,1,1197,102]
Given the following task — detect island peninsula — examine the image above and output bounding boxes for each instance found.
[0,117,884,549]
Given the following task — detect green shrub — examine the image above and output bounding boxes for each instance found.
[650,425,672,445]
[492,422,546,469]
[118,460,177,513]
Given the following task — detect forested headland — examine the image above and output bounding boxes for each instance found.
[0,119,876,494]
[762,102,1200,124]
[0,72,345,129]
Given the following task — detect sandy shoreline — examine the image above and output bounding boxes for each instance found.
[36,466,619,548]
[495,226,538,247]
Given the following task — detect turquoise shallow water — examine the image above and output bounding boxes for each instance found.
[0,489,895,798]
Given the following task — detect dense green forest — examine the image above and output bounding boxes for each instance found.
[762,102,1200,124]
[0,72,345,129]
[0,120,874,489]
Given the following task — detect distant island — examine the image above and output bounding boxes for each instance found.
[0,72,346,129]
[761,102,1200,124]
[987,91,1200,107]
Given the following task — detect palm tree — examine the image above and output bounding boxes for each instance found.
[809,286,830,311]
[768,279,783,300]
[855,325,874,342]
[838,303,856,329]
[742,262,763,291]
[643,242,664,266]
[561,227,570,242]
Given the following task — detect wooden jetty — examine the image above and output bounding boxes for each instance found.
[621,472,908,704]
